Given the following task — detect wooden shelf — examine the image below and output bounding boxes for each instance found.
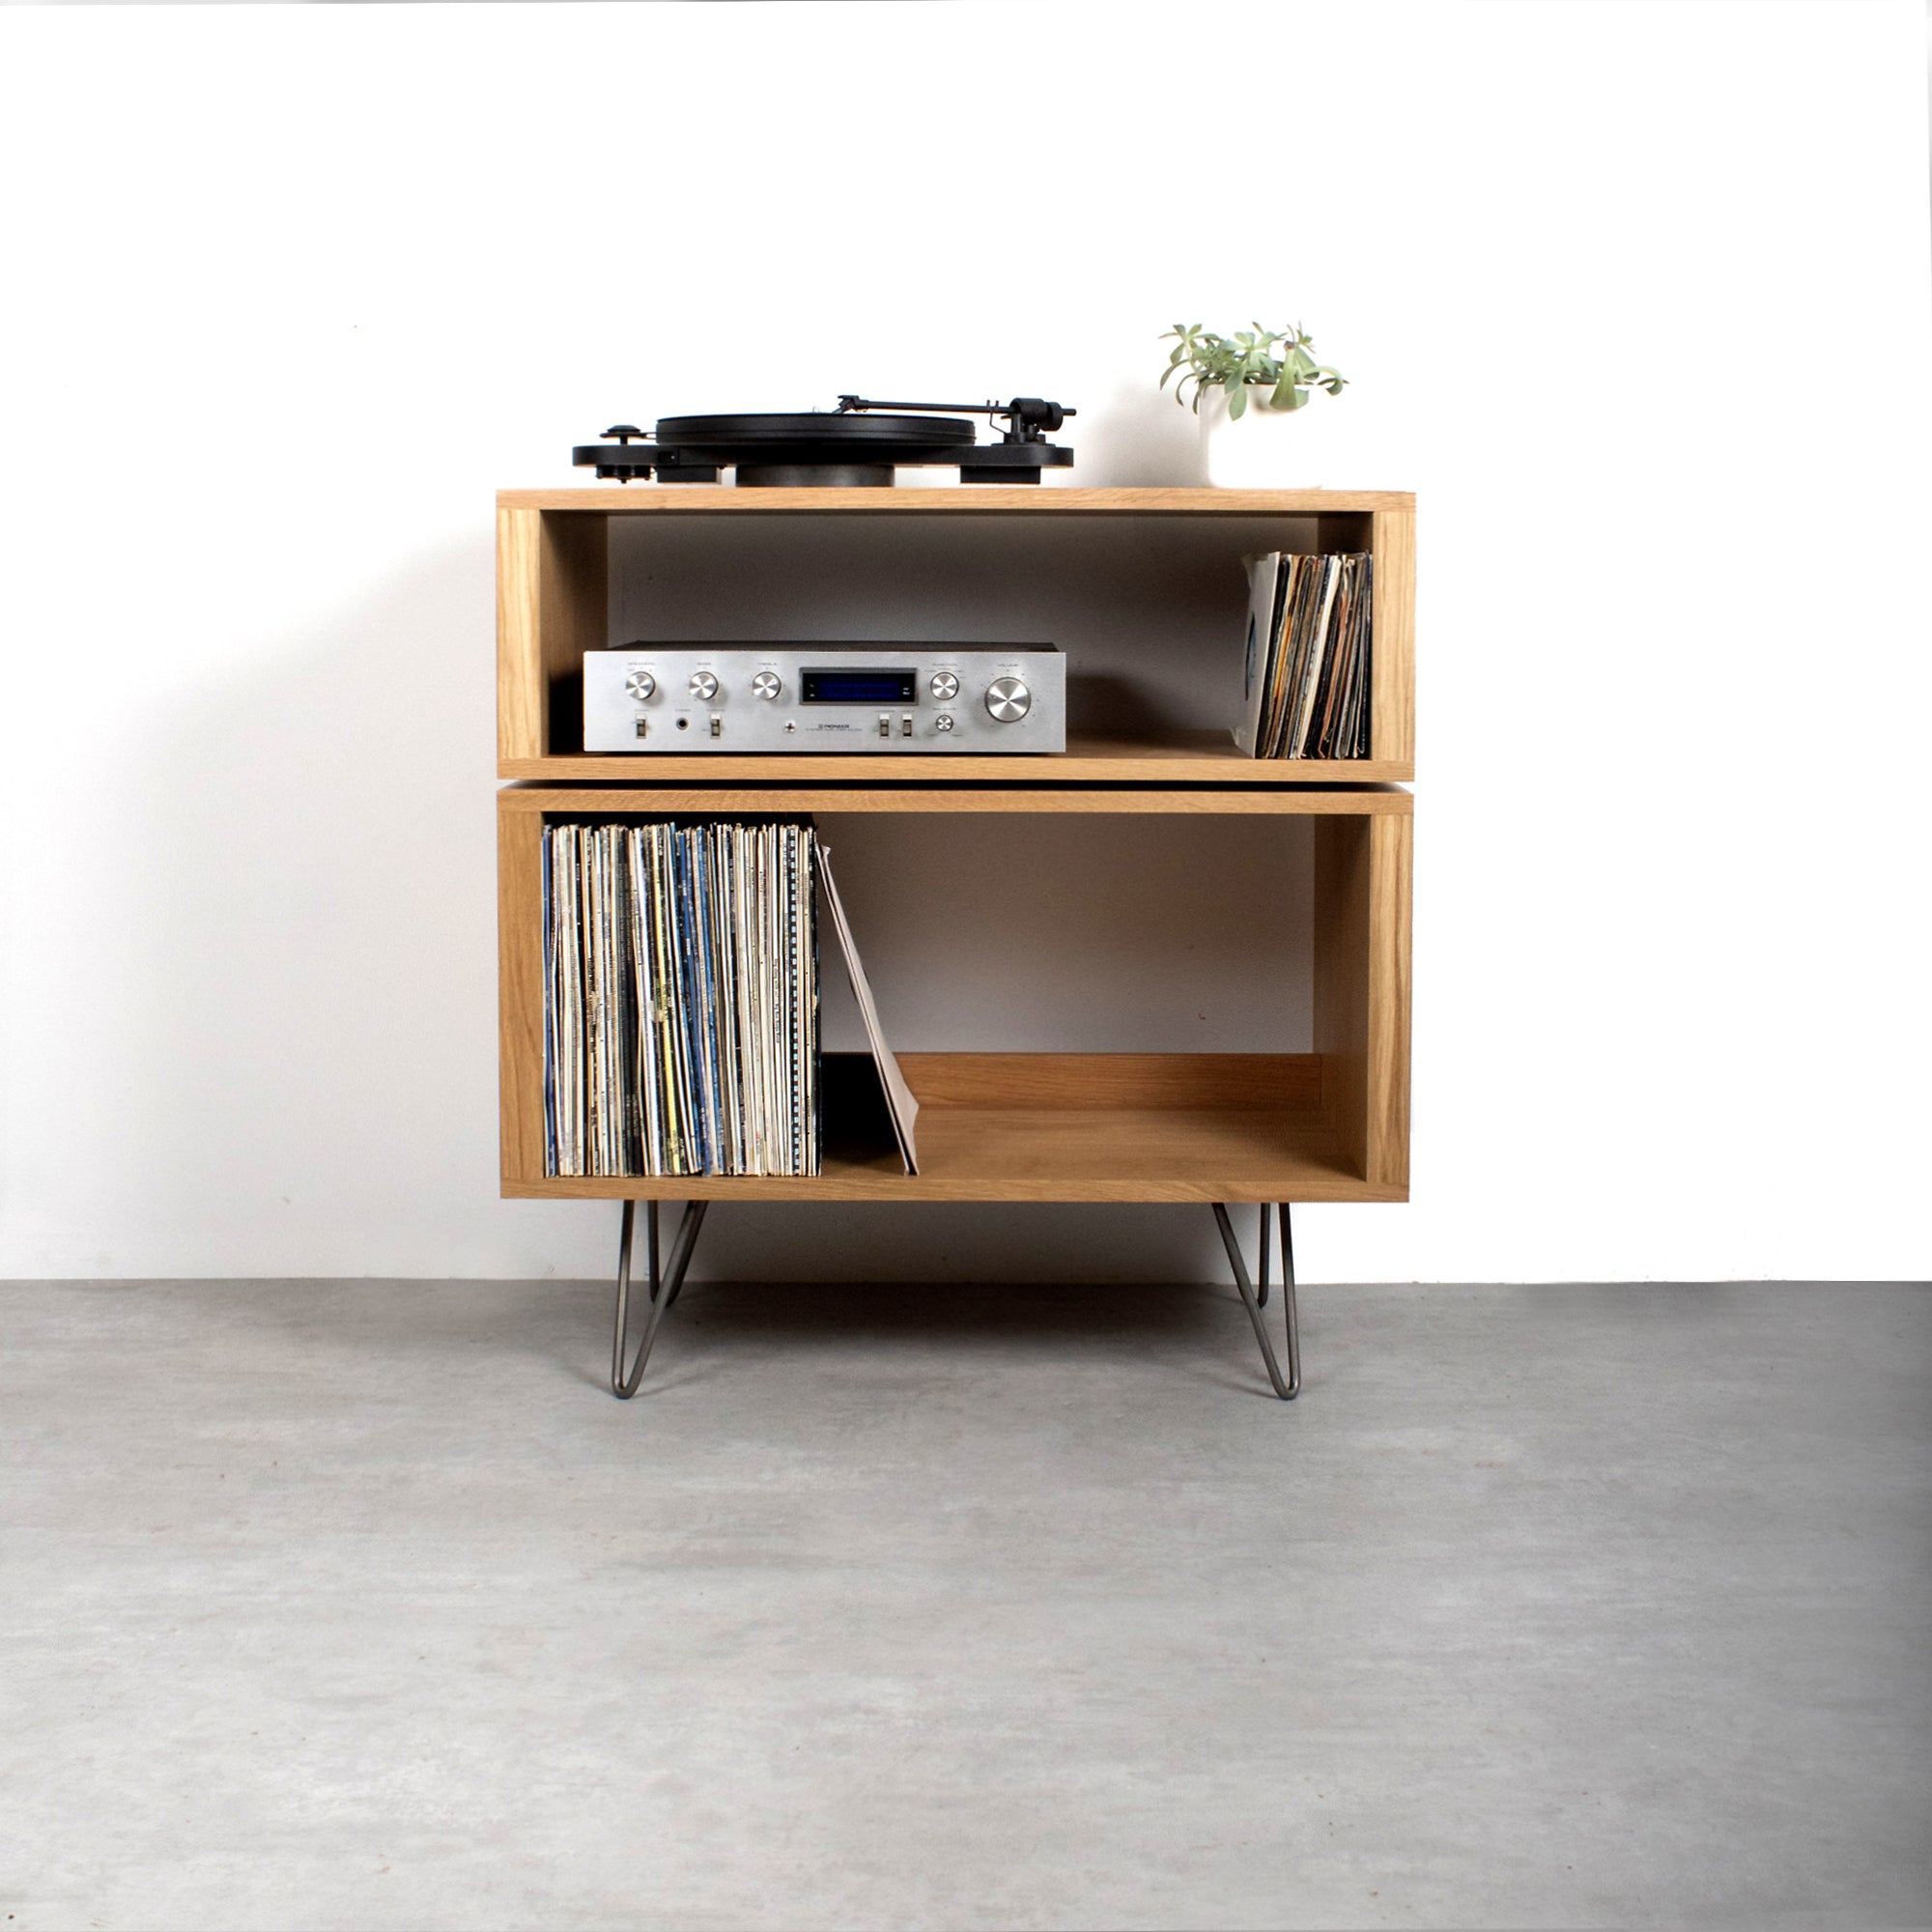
[495,485,1414,1216]
[498,781,1411,818]
[501,1054,1398,1205]
[501,728,1414,786]
[498,486,1414,516]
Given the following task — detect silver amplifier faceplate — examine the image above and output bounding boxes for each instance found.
[583,644,1066,753]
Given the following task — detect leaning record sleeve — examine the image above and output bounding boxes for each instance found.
[1234,553,1281,756]
[813,838,917,1174]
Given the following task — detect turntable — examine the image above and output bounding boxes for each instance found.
[573,394,1076,487]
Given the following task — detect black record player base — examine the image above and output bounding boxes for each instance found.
[736,463,896,488]
[574,397,1075,487]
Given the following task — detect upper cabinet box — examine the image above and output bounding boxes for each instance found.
[496,488,1414,782]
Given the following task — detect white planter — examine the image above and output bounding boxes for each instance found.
[1198,384,1350,488]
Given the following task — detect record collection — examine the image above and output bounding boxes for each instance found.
[543,820,818,1178]
[1236,553,1375,759]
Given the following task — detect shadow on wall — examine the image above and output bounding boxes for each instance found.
[108,512,1312,1286]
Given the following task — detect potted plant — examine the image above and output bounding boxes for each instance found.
[1160,322,1349,487]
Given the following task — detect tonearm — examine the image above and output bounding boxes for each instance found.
[834,397,1075,443]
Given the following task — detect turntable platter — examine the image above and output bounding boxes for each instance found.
[659,412,979,448]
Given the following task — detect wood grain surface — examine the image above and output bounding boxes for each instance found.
[500,731,1414,785]
[1371,507,1416,764]
[496,784,1413,818]
[496,805,548,1185]
[497,485,1415,515]
[498,1052,1398,1202]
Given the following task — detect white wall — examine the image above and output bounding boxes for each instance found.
[1,0,1927,1284]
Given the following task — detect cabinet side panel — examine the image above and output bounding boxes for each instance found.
[1369,508,1415,763]
[497,508,544,763]
[1313,814,1370,1178]
[1365,812,1412,1191]
[539,511,608,756]
[498,800,548,1188]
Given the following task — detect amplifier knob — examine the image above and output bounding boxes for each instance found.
[623,670,656,702]
[689,670,720,700]
[984,675,1032,723]
[753,670,782,700]
[929,671,960,700]
[935,713,955,733]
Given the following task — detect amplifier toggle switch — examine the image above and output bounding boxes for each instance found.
[690,670,719,700]
[753,670,781,700]
[709,714,723,738]
[877,713,892,738]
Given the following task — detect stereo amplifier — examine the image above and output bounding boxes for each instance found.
[582,644,1065,753]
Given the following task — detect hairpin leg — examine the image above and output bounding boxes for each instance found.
[611,1198,709,1399]
[1210,1202,1300,1400]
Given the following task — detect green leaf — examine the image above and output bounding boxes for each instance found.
[1163,316,1347,408]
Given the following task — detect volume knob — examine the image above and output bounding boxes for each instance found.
[753,670,782,700]
[623,669,656,702]
[689,670,719,700]
[984,675,1032,723]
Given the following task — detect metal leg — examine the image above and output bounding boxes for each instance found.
[1277,1200,1300,1392]
[1210,1202,1301,1400]
[611,1199,709,1399]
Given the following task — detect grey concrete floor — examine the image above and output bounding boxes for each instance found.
[2,1277,1928,1932]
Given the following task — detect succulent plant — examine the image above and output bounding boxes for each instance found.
[1160,322,1348,418]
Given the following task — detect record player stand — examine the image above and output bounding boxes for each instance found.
[497,486,1414,1407]
[608,1198,1297,1402]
